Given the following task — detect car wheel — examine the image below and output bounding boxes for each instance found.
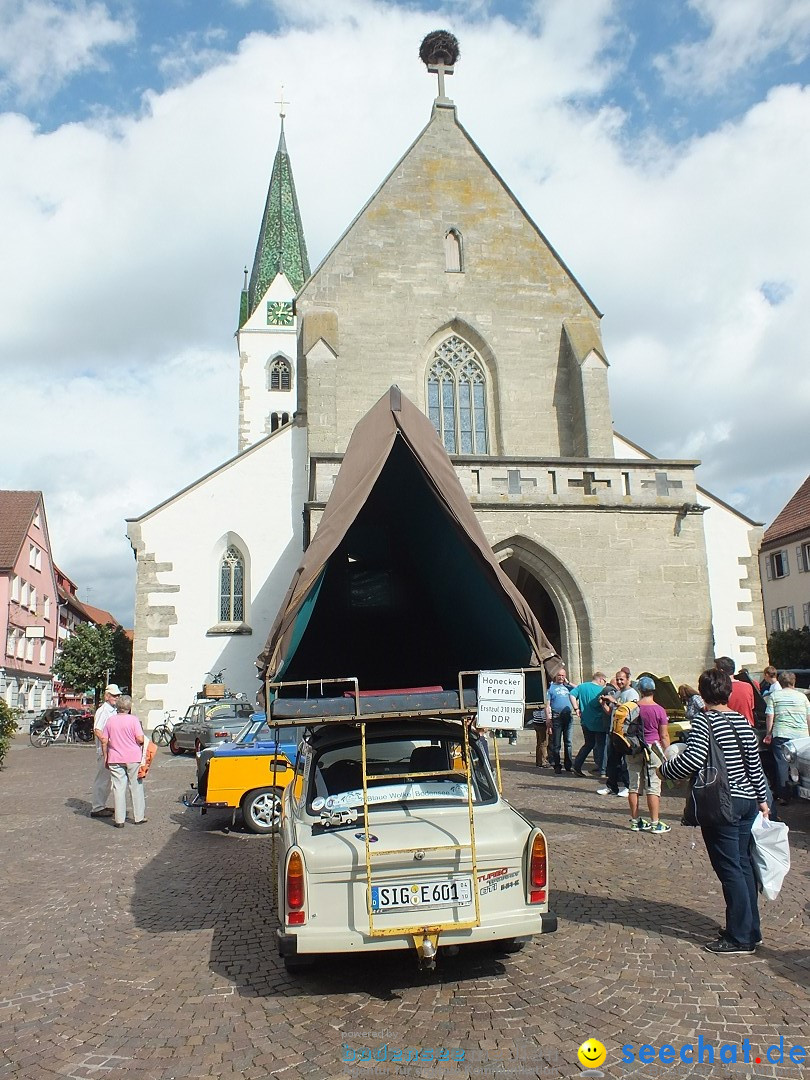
[194,738,202,754]
[498,938,527,954]
[169,736,185,756]
[241,788,282,834]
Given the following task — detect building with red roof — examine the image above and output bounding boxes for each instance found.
[0,491,59,715]
[760,476,810,632]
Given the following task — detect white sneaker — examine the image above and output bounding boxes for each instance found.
[617,787,630,797]
[596,786,611,795]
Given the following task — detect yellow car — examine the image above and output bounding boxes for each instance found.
[183,715,303,833]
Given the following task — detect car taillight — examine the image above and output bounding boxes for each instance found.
[213,730,230,738]
[286,851,306,925]
[529,833,547,904]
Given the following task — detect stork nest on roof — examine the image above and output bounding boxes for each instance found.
[419,31,460,69]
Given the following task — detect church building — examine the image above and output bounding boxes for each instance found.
[126,37,766,727]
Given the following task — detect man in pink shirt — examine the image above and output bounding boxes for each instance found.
[99,695,146,828]
[715,657,755,726]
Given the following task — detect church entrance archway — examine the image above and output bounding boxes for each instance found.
[500,557,561,654]
[494,538,592,682]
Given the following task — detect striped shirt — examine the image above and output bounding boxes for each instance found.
[660,709,767,802]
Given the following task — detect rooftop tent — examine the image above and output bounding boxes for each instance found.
[257,386,561,701]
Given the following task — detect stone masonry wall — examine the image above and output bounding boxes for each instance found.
[298,103,610,461]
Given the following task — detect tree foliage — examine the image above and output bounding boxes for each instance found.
[53,624,118,700]
[110,625,133,691]
[0,698,20,768]
[767,626,810,669]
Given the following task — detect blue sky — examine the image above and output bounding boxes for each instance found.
[10,1,810,139]
[1,0,809,625]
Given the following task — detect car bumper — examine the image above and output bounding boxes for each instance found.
[277,910,557,956]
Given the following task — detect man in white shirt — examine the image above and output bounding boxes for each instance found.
[598,667,639,797]
[90,683,122,817]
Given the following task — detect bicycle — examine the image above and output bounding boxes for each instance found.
[29,710,86,747]
[151,710,179,747]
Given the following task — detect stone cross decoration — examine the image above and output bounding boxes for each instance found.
[641,471,684,497]
[568,471,612,496]
[419,30,460,102]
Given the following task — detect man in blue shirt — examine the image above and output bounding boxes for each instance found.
[544,668,577,773]
[571,672,609,777]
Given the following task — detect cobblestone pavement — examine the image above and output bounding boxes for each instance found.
[1,731,808,1080]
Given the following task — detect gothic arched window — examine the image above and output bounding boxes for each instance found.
[444,229,462,273]
[427,335,489,454]
[219,545,245,622]
[268,357,292,392]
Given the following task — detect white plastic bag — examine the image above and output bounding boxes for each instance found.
[750,813,790,901]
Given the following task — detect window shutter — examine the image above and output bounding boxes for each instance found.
[765,557,772,580]
[771,610,778,631]
[789,606,795,629]
[783,550,790,577]
[798,546,805,573]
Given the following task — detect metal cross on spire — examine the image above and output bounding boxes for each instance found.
[275,86,288,123]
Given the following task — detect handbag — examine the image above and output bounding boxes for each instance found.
[750,813,790,900]
[681,719,735,827]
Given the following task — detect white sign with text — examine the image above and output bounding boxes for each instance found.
[477,671,525,731]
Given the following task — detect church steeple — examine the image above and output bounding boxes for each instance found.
[240,102,310,328]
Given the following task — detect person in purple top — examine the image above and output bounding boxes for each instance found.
[627,676,670,834]
[99,695,146,828]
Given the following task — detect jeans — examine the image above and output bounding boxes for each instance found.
[550,709,573,770]
[700,796,760,946]
[573,728,607,774]
[605,740,629,792]
[770,737,792,799]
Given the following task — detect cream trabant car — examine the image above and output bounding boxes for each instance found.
[276,718,557,971]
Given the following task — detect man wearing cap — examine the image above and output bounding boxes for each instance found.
[90,683,122,817]
[627,676,670,833]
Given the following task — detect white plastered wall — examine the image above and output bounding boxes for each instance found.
[613,433,762,669]
[132,424,306,729]
[238,272,298,450]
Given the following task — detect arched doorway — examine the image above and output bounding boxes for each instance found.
[494,537,592,681]
[500,557,561,654]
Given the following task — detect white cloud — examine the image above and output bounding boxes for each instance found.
[0,0,135,104]
[1,2,809,621]
[654,0,810,94]
[152,27,231,87]
[2,351,235,623]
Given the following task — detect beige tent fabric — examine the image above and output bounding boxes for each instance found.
[257,386,562,688]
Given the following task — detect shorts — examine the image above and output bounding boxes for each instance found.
[628,756,662,797]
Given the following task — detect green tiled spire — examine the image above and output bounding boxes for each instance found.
[242,120,310,326]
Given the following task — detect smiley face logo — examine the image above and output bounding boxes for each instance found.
[577,1039,607,1068]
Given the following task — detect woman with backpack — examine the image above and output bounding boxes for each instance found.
[659,668,769,955]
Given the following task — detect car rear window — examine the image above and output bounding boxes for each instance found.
[309,735,495,810]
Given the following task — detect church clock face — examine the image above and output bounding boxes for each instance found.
[267,301,294,326]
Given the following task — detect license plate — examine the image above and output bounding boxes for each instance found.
[371,877,473,912]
